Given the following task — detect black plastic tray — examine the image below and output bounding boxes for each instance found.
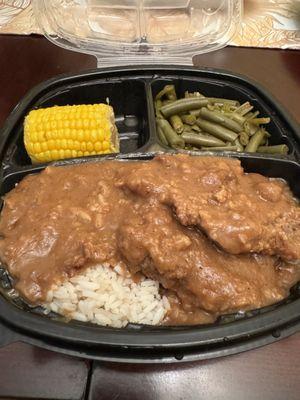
[0,66,299,363]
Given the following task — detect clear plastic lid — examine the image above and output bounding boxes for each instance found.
[33,0,242,66]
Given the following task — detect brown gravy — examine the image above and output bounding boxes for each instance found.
[0,154,299,325]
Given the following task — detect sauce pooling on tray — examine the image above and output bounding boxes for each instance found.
[0,154,299,325]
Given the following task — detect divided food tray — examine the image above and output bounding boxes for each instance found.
[0,66,299,363]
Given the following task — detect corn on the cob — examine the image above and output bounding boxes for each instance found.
[24,104,119,163]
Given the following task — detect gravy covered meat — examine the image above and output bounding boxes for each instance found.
[0,154,299,325]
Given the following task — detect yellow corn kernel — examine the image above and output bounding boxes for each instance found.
[65,149,72,159]
[94,142,102,152]
[41,142,48,152]
[86,142,93,152]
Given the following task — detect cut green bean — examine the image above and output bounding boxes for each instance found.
[191,124,201,132]
[170,115,184,134]
[162,99,174,106]
[227,112,247,125]
[250,117,271,125]
[155,99,163,118]
[239,131,250,146]
[244,121,259,136]
[245,129,266,152]
[257,145,289,155]
[160,98,209,118]
[185,91,204,98]
[189,109,202,117]
[196,118,238,142]
[182,132,225,148]
[156,118,185,149]
[181,114,197,125]
[245,111,259,120]
[155,85,176,100]
[201,145,238,151]
[235,102,254,116]
[207,98,239,107]
[234,138,244,152]
[199,108,243,133]
[157,124,168,146]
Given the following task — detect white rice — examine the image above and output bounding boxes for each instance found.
[44,263,170,328]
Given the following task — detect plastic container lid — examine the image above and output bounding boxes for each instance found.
[33,0,242,66]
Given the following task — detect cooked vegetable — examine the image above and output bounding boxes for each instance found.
[182,133,225,148]
[250,118,271,125]
[239,131,250,146]
[199,108,243,133]
[157,124,168,146]
[170,115,184,133]
[245,129,266,152]
[207,98,239,107]
[156,118,185,149]
[235,102,253,116]
[154,84,288,155]
[257,145,289,154]
[196,119,238,142]
[160,98,209,118]
[155,85,177,101]
[234,138,244,152]
[24,104,119,163]
[155,99,163,118]
[181,114,197,125]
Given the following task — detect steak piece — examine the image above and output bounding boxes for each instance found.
[118,202,299,315]
[119,154,300,261]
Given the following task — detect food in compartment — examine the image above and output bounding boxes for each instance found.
[155,84,289,154]
[24,104,119,163]
[0,154,299,328]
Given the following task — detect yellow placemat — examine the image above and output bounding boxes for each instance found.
[1,1,300,49]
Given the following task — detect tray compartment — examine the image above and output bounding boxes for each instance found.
[151,76,300,158]
[0,153,299,360]
[3,78,152,167]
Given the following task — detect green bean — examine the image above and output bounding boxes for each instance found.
[250,117,271,125]
[160,98,209,118]
[245,111,259,120]
[201,145,238,151]
[182,132,225,148]
[183,124,193,133]
[207,98,239,107]
[196,118,238,142]
[155,85,176,100]
[227,112,247,125]
[239,131,250,146]
[170,115,184,134]
[162,99,174,106]
[244,121,259,136]
[257,145,289,155]
[166,89,177,101]
[155,99,163,118]
[189,109,202,117]
[181,114,197,125]
[234,138,244,152]
[191,124,201,132]
[199,108,243,133]
[157,124,168,146]
[235,102,254,116]
[185,91,204,98]
[156,118,185,149]
[245,129,266,152]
